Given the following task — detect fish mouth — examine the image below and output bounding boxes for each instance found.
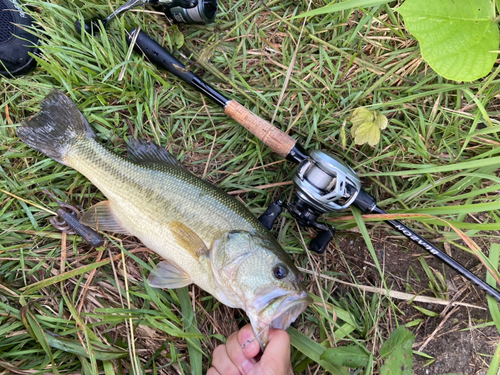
[250,290,312,350]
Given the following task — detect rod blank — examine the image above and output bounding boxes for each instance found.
[372,205,500,303]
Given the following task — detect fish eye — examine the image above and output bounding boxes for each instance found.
[273,264,288,279]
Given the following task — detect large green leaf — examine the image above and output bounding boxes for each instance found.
[379,327,415,375]
[320,345,370,368]
[397,0,498,81]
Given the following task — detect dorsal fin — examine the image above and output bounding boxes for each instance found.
[127,139,185,169]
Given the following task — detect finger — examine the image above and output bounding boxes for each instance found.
[259,329,292,375]
[207,367,222,375]
[238,324,260,358]
[225,325,258,374]
[211,344,240,375]
[268,328,291,348]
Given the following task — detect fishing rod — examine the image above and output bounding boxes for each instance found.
[126,28,500,303]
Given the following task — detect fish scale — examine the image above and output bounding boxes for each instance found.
[67,136,259,297]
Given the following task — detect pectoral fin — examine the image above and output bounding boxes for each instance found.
[148,261,192,289]
[80,201,131,235]
[169,221,208,261]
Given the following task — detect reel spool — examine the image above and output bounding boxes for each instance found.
[0,0,39,77]
[293,149,361,214]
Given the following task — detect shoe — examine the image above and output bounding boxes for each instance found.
[0,0,39,77]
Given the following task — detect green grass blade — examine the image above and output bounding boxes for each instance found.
[178,287,203,375]
[361,156,500,177]
[293,0,392,19]
[21,255,112,295]
[45,333,128,361]
[487,340,500,375]
[23,309,61,375]
[486,244,500,375]
[288,328,351,375]
[486,244,500,333]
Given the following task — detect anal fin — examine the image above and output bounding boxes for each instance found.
[148,261,192,289]
[80,201,131,235]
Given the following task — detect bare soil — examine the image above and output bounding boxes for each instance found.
[334,227,498,375]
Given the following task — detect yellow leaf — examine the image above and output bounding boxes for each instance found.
[354,122,380,146]
[351,108,374,136]
[374,112,388,130]
[349,108,388,146]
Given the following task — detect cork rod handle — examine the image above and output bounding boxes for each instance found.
[224,100,296,158]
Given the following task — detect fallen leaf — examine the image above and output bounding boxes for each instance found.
[354,121,380,146]
[374,112,387,130]
[350,108,388,146]
[351,107,374,136]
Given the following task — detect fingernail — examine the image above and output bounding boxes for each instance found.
[242,339,259,354]
[242,358,256,374]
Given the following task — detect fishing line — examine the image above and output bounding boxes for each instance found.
[241,324,270,350]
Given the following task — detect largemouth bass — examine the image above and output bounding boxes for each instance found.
[18,91,311,347]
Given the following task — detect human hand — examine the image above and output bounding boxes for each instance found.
[207,324,293,375]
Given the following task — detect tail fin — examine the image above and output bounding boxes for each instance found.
[17,91,95,164]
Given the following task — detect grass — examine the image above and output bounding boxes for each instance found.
[1,0,500,373]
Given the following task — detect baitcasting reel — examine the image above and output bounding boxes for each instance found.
[76,0,217,33]
[259,150,362,254]
[293,149,361,213]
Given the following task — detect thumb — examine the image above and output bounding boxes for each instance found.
[256,330,292,375]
